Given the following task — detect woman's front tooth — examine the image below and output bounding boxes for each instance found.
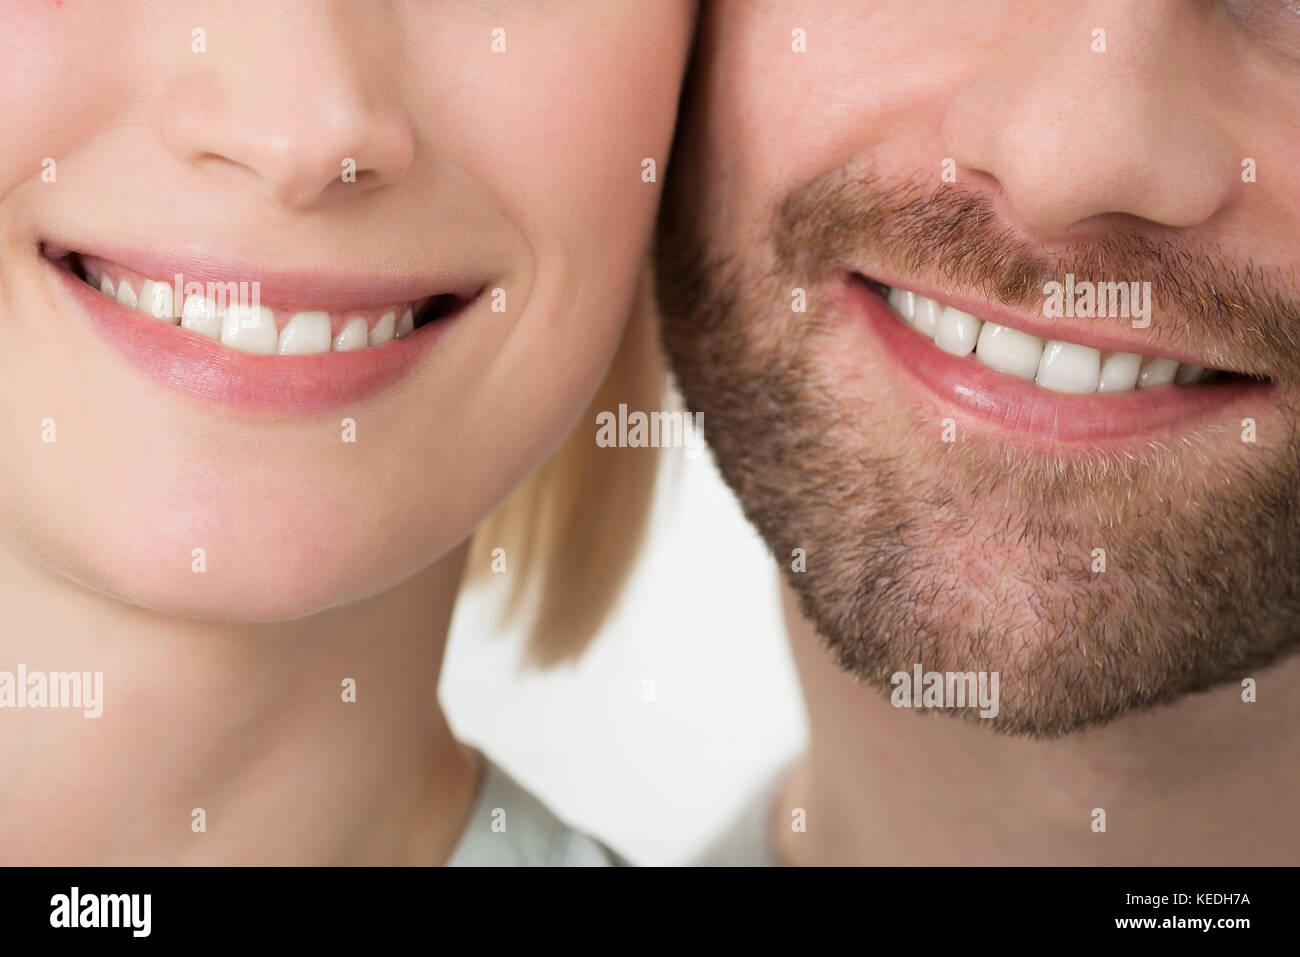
[139,279,178,323]
[333,316,368,352]
[975,321,1043,380]
[1035,341,1101,394]
[1097,352,1142,393]
[887,288,915,325]
[115,278,138,309]
[1174,363,1206,386]
[934,305,982,357]
[278,311,332,355]
[369,310,396,347]
[99,275,115,298]
[911,295,943,338]
[180,293,222,340]
[395,307,415,339]
[220,303,278,355]
[1137,357,1179,389]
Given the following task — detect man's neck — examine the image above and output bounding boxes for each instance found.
[774,581,1300,865]
[0,540,478,865]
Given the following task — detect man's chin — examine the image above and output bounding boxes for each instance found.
[758,385,1300,737]
[786,549,1230,738]
[678,320,1300,736]
[784,321,1296,736]
[793,375,1300,739]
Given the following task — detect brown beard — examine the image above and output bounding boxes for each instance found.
[655,164,1300,738]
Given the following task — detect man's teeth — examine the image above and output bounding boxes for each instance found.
[912,295,943,337]
[1141,358,1179,388]
[934,305,981,357]
[975,321,1043,381]
[887,288,1212,394]
[90,273,423,355]
[1098,352,1142,392]
[1036,340,1100,394]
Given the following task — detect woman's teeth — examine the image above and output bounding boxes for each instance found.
[887,288,1214,395]
[90,268,418,356]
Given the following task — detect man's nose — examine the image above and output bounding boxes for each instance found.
[941,0,1239,241]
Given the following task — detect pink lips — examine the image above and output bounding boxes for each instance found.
[841,277,1271,444]
[51,256,463,415]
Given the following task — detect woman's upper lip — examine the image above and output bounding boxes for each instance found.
[849,269,1252,376]
[43,240,483,312]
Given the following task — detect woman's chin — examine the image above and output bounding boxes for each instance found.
[38,515,441,626]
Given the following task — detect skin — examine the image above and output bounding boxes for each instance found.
[0,0,692,864]
[657,0,1300,862]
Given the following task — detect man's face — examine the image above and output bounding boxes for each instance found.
[658,0,1300,736]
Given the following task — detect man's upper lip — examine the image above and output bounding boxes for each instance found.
[854,270,1244,374]
[44,240,481,312]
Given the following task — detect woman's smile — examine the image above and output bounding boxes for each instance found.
[40,242,483,412]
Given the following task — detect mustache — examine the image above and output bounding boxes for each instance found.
[771,167,1300,383]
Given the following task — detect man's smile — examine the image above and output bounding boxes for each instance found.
[839,272,1274,445]
[884,282,1215,392]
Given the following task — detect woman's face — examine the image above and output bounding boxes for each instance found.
[0,0,691,620]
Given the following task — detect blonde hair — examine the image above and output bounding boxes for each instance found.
[463,275,666,665]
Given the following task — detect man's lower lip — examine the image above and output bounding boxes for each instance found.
[54,261,448,414]
[843,277,1272,444]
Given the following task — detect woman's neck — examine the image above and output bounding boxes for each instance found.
[0,539,478,864]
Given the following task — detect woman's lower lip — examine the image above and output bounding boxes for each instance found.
[54,261,447,414]
[843,278,1272,444]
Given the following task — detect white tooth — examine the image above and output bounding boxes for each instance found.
[1174,363,1206,386]
[180,293,222,340]
[934,305,982,357]
[1137,357,1179,389]
[139,279,178,323]
[278,311,332,355]
[974,321,1043,381]
[115,278,138,309]
[395,307,415,339]
[1097,352,1142,393]
[911,295,943,338]
[333,316,369,352]
[369,311,396,347]
[99,275,115,298]
[888,288,915,324]
[1035,340,1101,394]
[220,303,278,355]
